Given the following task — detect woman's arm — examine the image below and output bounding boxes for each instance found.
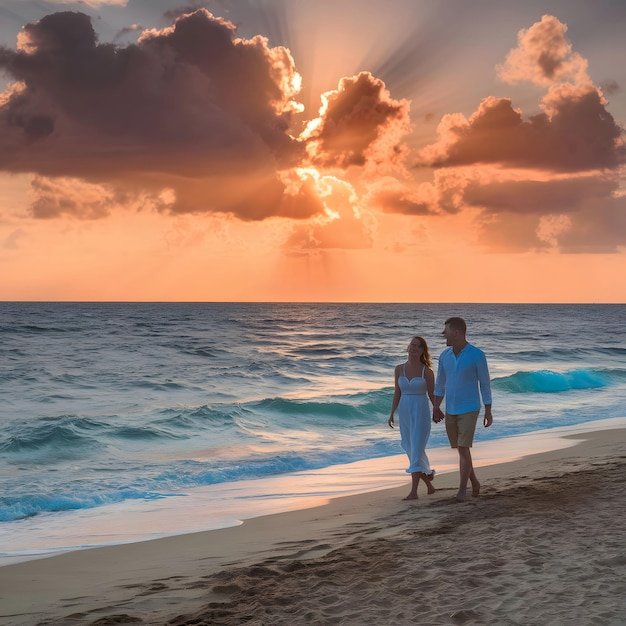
[424,366,435,405]
[388,365,401,428]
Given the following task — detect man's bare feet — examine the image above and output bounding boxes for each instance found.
[455,490,467,502]
[403,494,418,501]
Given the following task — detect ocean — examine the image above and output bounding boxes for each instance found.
[1,302,625,564]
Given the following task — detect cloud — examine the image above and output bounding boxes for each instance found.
[2,227,26,249]
[113,24,144,43]
[600,80,620,96]
[28,175,176,219]
[0,9,416,231]
[363,177,436,216]
[409,14,626,253]
[419,14,623,174]
[0,9,308,219]
[555,196,626,252]
[1,10,623,256]
[285,174,375,250]
[301,71,412,171]
[465,172,626,251]
[497,14,591,87]
[463,173,618,215]
[30,176,115,219]
[419,90,623,172]
[475,192,626,253]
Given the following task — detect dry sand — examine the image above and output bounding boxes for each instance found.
[1,428,626,625]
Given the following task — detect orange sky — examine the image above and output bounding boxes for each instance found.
[0,1,624,302]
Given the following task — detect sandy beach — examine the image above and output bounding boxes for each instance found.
[1,427,625,626]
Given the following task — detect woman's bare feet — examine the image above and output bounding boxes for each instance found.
[422,472,436,495]
[471,479,481,497]
[402,493,418,501]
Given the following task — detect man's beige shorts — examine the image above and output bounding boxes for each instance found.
[445,410,480,448]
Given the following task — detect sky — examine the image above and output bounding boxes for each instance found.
[0,0,624,302]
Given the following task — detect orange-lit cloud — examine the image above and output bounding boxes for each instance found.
[1,8,624,259]
[400,14,626,253]
[496,14,591,87]
[301,71,411,171]
[363,177,436,216]
[285,172,375,250]
[0,8,415,236]
[419,90,622,172]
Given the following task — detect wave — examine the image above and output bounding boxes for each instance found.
[497,346,626,361]
[0,487,175,522]
[492,368,618,393]
[252,389,391,423]
[0,407,242,459]
[0,437,403,522]
[0,416,106,456]
[9,324,77,334]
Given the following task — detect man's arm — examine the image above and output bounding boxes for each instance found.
[432,398,445,423]
[483,403,493,427]
[477,352,493,427]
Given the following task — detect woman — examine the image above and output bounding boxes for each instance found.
[388,336,436,500]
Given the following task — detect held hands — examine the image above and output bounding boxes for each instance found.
[432,407,445,423]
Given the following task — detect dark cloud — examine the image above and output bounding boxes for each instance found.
[419,90,624,173]
[600,79,620,96]
[377,192,432,216]
[364,178,435,216]
[476,194,626,254]
[463,175,617,215]
[556,196,626,253]
[0,9,309,219]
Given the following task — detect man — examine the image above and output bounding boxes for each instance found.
[432,317,493,502]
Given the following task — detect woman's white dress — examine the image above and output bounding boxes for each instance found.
[398,364,433,475]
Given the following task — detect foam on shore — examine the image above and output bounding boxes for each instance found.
[2,416,625,568]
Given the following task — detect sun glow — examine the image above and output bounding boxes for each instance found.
[0,2,624,302]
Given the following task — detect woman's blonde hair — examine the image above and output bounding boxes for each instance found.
[411,335,432,368]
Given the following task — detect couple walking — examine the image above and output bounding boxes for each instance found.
[388,317,493,502]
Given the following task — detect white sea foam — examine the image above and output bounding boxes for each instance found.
[1,417,625,567]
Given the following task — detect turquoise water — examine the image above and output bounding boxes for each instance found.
[1,303,625,558]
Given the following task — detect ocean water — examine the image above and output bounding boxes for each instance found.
[1,302,625,563]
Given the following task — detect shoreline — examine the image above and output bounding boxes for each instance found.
[1,421,626,625]
[2,417,625,568]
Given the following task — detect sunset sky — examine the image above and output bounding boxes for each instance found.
[0,0,624,302]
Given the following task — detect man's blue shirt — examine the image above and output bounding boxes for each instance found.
[435,343,492,414]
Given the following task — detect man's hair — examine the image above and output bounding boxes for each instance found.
[445,316,466,334]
